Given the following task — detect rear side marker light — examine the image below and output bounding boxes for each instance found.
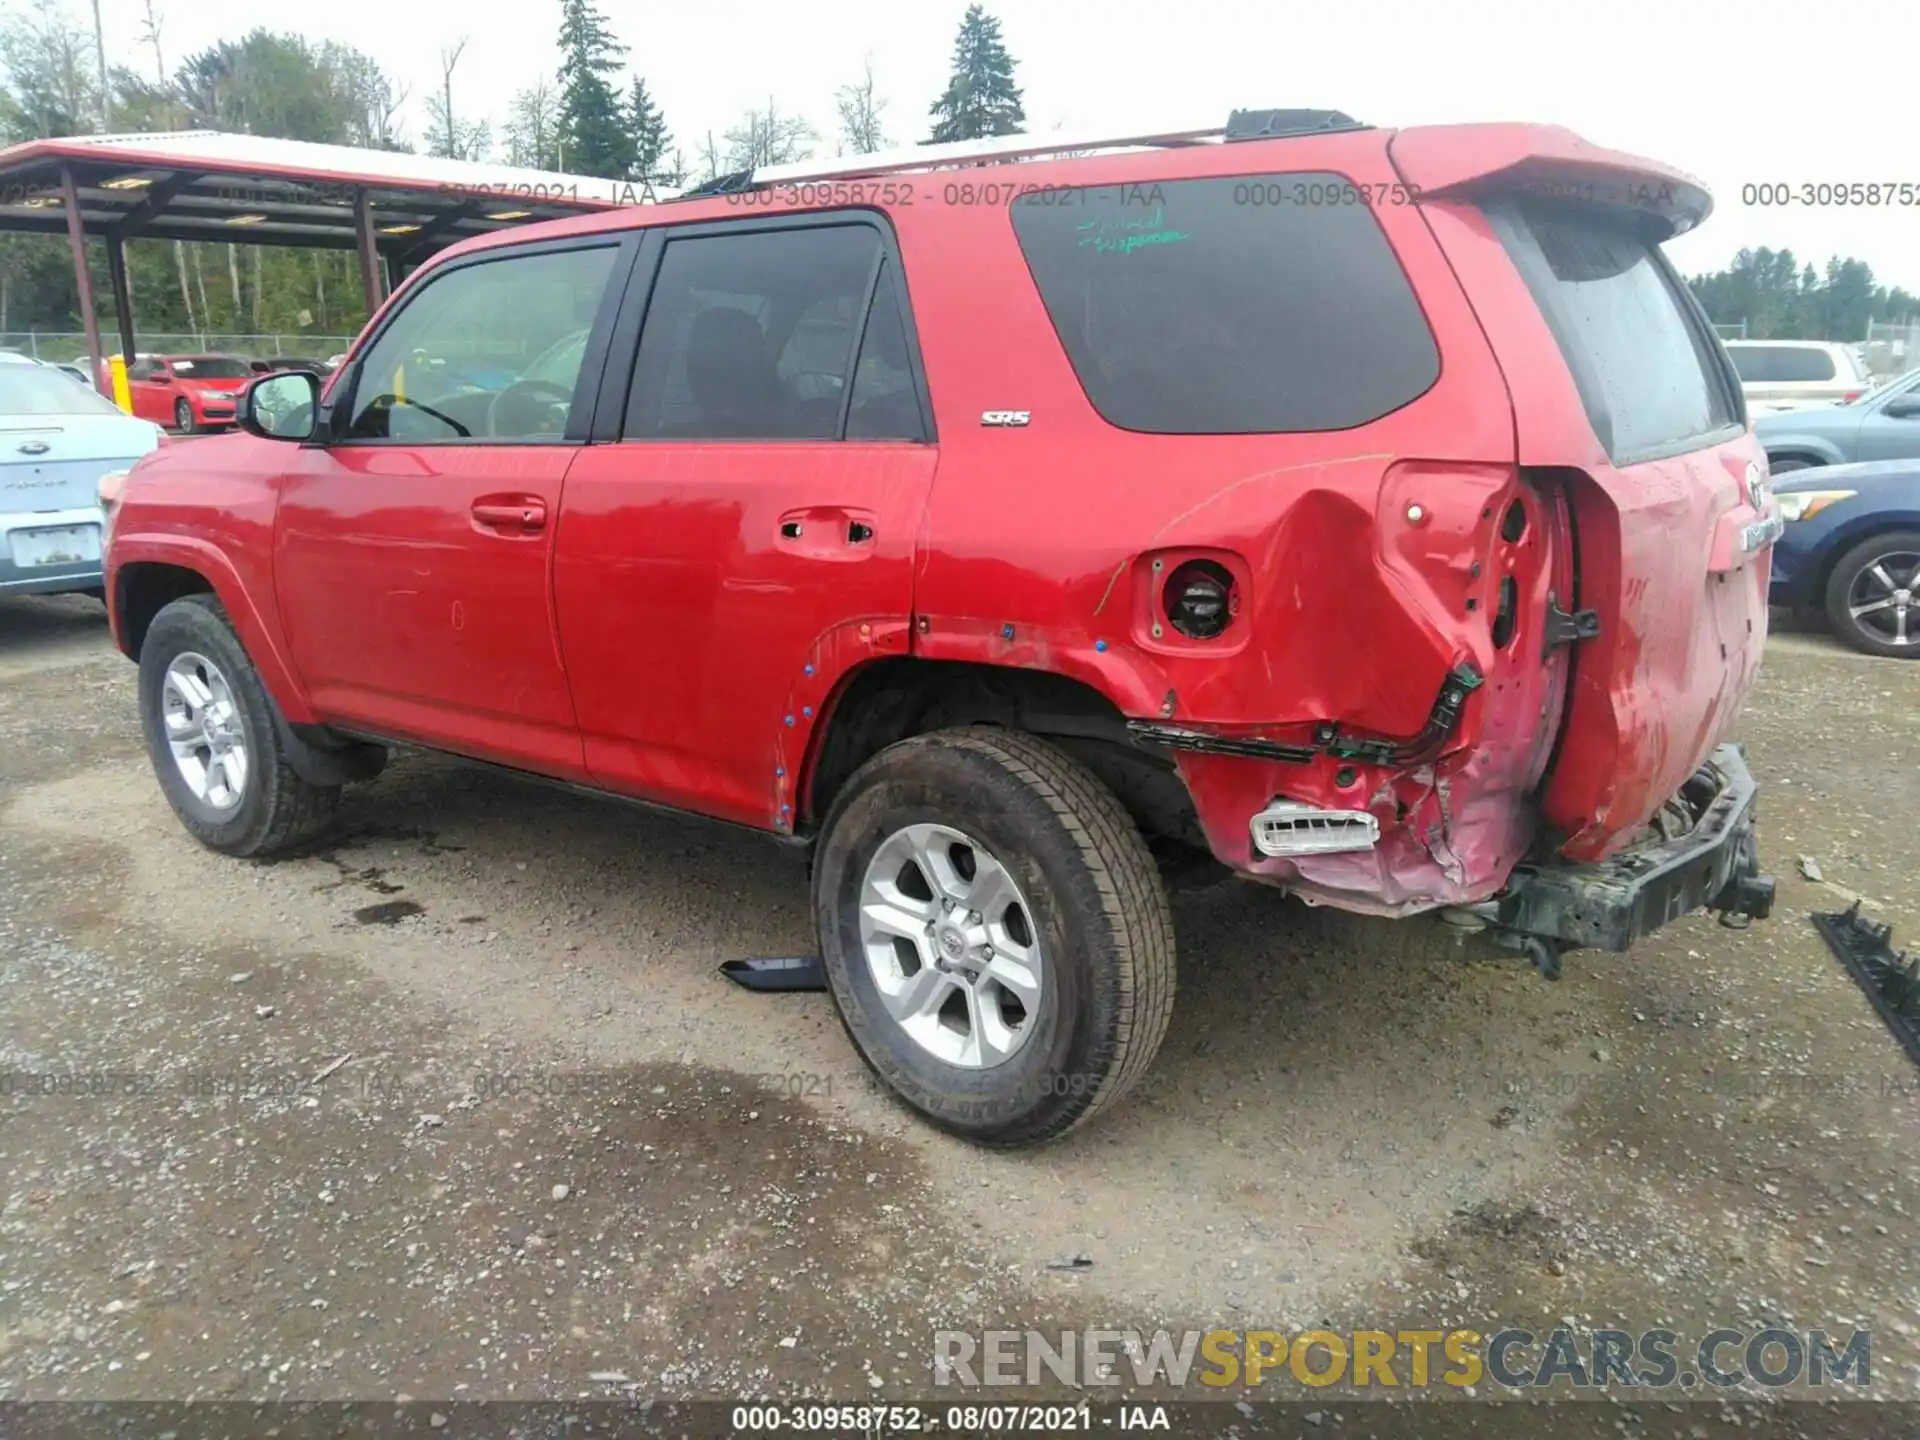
[1251,800,1381,857]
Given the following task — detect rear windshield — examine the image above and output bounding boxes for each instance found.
[0,366,124,418]
[1486,195,1738,465]
[1726,346,1838,383]
[1010,174,1439,434]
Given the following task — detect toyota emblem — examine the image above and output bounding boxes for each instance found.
[16,440,50,456]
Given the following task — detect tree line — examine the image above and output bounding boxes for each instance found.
[1686,249,1918,341]
[0,0,1024,339]
[4,0,1914,350]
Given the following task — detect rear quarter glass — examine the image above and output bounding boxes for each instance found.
[1008,173,1439,434]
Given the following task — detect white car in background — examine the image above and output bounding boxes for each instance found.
[1723,340,1872,414]
[1,354,165,600]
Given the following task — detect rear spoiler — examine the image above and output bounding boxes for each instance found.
[1387,124,1712,238]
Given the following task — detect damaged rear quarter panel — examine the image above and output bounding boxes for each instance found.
[898,154,1557,911]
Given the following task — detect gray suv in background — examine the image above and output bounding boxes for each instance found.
[1755,368,1920,472]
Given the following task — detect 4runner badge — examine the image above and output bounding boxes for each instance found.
[980,410,1030,427]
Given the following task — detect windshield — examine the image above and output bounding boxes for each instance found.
[1852,367,1920,405]
[0,367,126,418]
[170,357,256,380]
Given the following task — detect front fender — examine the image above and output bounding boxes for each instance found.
[109,532,319,725]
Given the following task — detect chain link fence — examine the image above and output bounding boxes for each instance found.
[0,332,358,364]
[1862,319,1920,380]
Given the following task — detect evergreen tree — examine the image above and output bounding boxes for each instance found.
[625,76,673,187]
[926,4,1023,144]
[556,0,632,177]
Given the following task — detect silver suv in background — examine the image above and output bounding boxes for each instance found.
[1724,340,1871,414]
[1755,368,1920,472]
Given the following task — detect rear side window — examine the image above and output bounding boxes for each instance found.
[1487,196,1737,464]
[625,224,916,441]
[1726,346,1838,383]
[1010,174,1439,434]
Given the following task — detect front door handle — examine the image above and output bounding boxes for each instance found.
[472,495,546,533]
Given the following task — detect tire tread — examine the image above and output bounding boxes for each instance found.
[143,594,339,856]
[879,726,1175,1143]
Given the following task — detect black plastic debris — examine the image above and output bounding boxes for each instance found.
[1812,902,1920,1068]
[719,955,828,992]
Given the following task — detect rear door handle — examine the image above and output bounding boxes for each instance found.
[777,507,878,554]
[472,496,546,533]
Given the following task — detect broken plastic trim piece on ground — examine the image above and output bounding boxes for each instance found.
[1812,902,1920,1069]
[720,955,829,992]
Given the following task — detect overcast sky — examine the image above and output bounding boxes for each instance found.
[94,0,1920,294]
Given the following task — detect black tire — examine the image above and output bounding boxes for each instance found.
[812,726,1176,1146]
[1767,457,1816,475]
[1822,529,1920,659]
[173,398,197,435]
[138,594,340,854]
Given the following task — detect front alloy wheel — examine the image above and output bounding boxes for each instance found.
[161,652,249,810]
[139,594,340,854]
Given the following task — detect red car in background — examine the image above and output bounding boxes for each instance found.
[125,354,257,433]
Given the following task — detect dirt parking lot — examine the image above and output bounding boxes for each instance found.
[1,593,1916,1435]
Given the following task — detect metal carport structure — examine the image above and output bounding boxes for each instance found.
[0,131,642,393]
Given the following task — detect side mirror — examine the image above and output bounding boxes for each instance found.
[1880,395,1920,419]
[240,370,320,442]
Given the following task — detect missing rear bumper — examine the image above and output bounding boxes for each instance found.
[1466,744,1774,961]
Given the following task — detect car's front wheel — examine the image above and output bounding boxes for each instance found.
[1767,457,1816,475]
[812,727,1176,1146]
[1824,530,1920,658]
[138,595,340,854]
[173,398,197,435]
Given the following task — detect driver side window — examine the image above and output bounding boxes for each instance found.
[342,244,618,442]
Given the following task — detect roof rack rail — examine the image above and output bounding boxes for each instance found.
[678,169,755,198]
[730,122,1229,193]
[673,111,1370,201]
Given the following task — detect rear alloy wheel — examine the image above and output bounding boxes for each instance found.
[1824,530,1920,658]
[138,594,340,854]
[812,727,1176,1146]
[173,398,197,435]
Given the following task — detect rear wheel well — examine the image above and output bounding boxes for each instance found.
[115,563,214,659]
[804,659,1208,853]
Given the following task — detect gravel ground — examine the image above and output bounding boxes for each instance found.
[1,593,1916,1435]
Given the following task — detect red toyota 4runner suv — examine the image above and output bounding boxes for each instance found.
[102,112,1779,1145]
